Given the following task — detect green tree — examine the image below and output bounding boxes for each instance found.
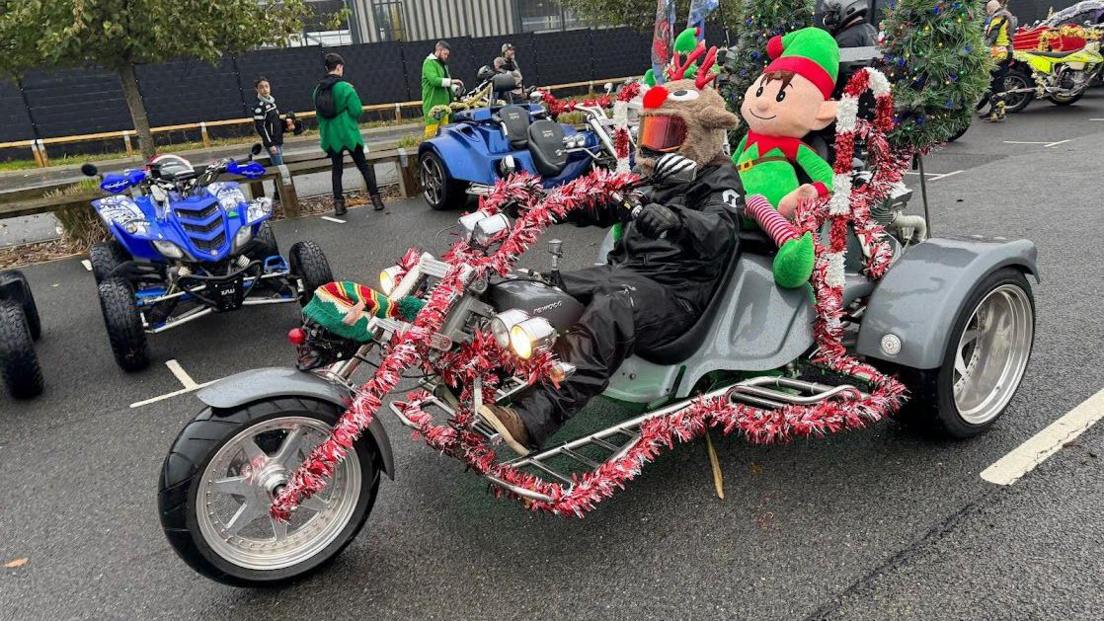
[878,0,992,150]
[718,0,816,112]
[0,0,313,158]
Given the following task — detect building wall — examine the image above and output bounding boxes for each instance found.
[357,0,518,43]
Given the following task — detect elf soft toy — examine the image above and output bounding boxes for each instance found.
[733,27,840,289]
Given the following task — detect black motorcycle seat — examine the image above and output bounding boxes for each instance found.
[527,120,569,178]
[636,245,742,365]
[1029,49,1083,58]
[497,105,531,149]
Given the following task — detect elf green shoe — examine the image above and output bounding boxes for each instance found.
[772,231,816,289]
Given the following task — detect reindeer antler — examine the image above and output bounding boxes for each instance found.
[695,46,719,89]
[668,40,706,81]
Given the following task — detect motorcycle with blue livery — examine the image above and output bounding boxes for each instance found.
[82,144,333,371]
[418,68,622,211]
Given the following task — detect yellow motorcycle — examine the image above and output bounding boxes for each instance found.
[1001,41,1104,113]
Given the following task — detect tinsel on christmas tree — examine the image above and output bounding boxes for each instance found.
[718,0,815,111]
[878,0,992,150]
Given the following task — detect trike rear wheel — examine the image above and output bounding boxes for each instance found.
[158,398,380,587]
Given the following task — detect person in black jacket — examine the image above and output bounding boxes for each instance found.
[823,0,877,48]
[477,78,743,455]
[251,77,287,165]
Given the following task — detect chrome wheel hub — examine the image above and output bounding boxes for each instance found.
[421,158,444,205]
[196,416,361,571]
[952,284,1033,425]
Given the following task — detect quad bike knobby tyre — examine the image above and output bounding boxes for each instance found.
[247,222,280,261]
[289,241,333,306]
[98,278,150,372]
[0,300,44,399]
[158,398,380,587]
[5,270,41,341]
[89,240,129,285]
[418,150,466,211]
[897,268,1035,438]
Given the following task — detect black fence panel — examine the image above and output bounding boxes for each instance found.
[323,42,410,105]
[21,66,132,138]
[398,41,438,103]
[531,29,593,86]
[136,57,246,126]
[591,28,652,81]
[0,79,35,142]
[235,47,326,114]
[465,35,516,84]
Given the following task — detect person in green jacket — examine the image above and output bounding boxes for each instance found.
[313,53,383,215]
[421,41,463,139]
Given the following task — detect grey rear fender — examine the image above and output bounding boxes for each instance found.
[857,236,1039,370]
[196,367,395,479]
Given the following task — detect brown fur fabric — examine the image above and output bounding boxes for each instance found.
[637,78,741,175]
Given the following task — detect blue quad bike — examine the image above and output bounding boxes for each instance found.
[418,71,620,210]
[0,269,44,399]
[82,145,333,372]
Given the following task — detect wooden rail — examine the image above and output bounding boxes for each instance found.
[0,76,636,166]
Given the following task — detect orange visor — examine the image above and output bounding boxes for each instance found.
[638,114,687,153]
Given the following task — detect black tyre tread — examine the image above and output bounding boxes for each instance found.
[420,151,465,211]
[248,223,280,260]
[98,278,149,372]
[90,240,128,284]
[5,270,41,341]
[896,268,1034,439]
[158,397,380,587]
[0,300,44,399]
[1003,71,1034,114]
[1048,91,1085,106]
[290,241,334,306]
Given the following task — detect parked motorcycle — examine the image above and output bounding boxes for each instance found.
[82,145,333,371]
[1000,43,1104,113]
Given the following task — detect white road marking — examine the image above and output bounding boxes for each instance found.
[321,216,346,224]
[903,170,964,182]
[980,387,1104,486]
[81,260,92,272]
[1044,139,1071,148]
[1002,140,1050,145]
[931,170,964,181]
[129,359,218,408]
[1089,118,1104,121]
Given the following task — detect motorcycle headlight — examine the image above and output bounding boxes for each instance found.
[379,265,402,296]
[509,317,556,360]
[214,185,247,212]
[153,240,184,259]
[490,309,530,349]
[234,226,253,250]
[98,196,150,237]
[246,197,273,223]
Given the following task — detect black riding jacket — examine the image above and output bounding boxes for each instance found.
[572,159,742,304]
[252,98,284,148]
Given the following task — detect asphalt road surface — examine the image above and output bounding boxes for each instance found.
[2,93,1104,620]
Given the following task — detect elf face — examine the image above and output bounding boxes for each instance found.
[741,71,838,138]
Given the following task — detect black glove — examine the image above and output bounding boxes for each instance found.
[635,203,680,238]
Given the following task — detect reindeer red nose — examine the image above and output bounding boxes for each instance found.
[643,86,669,109]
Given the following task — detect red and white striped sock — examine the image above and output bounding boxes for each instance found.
[745,194,799,246]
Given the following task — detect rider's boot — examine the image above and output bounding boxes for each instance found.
[334,198,347,216]
[988,100,1006,123]
[477,404,531,456]
[371,194,385,211]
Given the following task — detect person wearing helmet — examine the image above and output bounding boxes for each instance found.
[822,0,877,48]
[984,0,1017,122]
[493,43,524,102]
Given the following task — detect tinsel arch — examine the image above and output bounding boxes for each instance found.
[271,68,911,520]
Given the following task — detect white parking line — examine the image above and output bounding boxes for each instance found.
[981,387,1104,486]
[81,260,92,272]
[321,216,346,224]
[903,170,964,182]
[1044,139,1071,148]
[1003,140,1050,145]
[1090,118,1104,121]
[129,359,218,408]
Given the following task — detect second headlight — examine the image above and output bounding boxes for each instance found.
[509,317,556,360]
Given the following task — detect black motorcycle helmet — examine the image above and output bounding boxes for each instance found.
[823,0,870,32]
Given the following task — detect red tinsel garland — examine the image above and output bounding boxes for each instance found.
[273,68,914,519]
[539,82,641,118]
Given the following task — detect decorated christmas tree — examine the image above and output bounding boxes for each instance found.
[719,0,815,111]
[878,0,992,150]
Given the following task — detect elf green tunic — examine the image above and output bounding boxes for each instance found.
[732,132,833,209]
[421,54,454,126]
[314,79,364,153]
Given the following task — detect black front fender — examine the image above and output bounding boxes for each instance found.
[196,367,395,479]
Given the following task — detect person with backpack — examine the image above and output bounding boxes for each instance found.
[313,52,383,216]
[984,0,1018,122]
[421,40,463,139]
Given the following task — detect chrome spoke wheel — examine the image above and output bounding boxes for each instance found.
[421,157,444,205]
[952,284,1034,425]
[196,416,362,571]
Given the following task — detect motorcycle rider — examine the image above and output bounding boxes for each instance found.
[477,78,743,455]
[822,0,877,48]
[985,0,1017,122]
[493,43,524,103]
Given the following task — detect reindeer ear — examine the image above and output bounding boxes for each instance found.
[698,106,740,130]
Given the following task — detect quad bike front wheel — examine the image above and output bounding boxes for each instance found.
[4,270,41,341]
[899,268,1035,438]
[158,398,380,587]
[98,278,150,372]
[289,241,333,306]
[89,240,129,285]
[0,300,44,399]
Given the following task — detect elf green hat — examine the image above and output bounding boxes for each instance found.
[765,27,840,99]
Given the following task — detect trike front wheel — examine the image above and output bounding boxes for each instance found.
[158,398,380,587]
[899,268,1035,438]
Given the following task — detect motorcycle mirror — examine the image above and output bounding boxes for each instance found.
[492,73,518,94]
[604,82,613,93]
[81,163,99,177]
